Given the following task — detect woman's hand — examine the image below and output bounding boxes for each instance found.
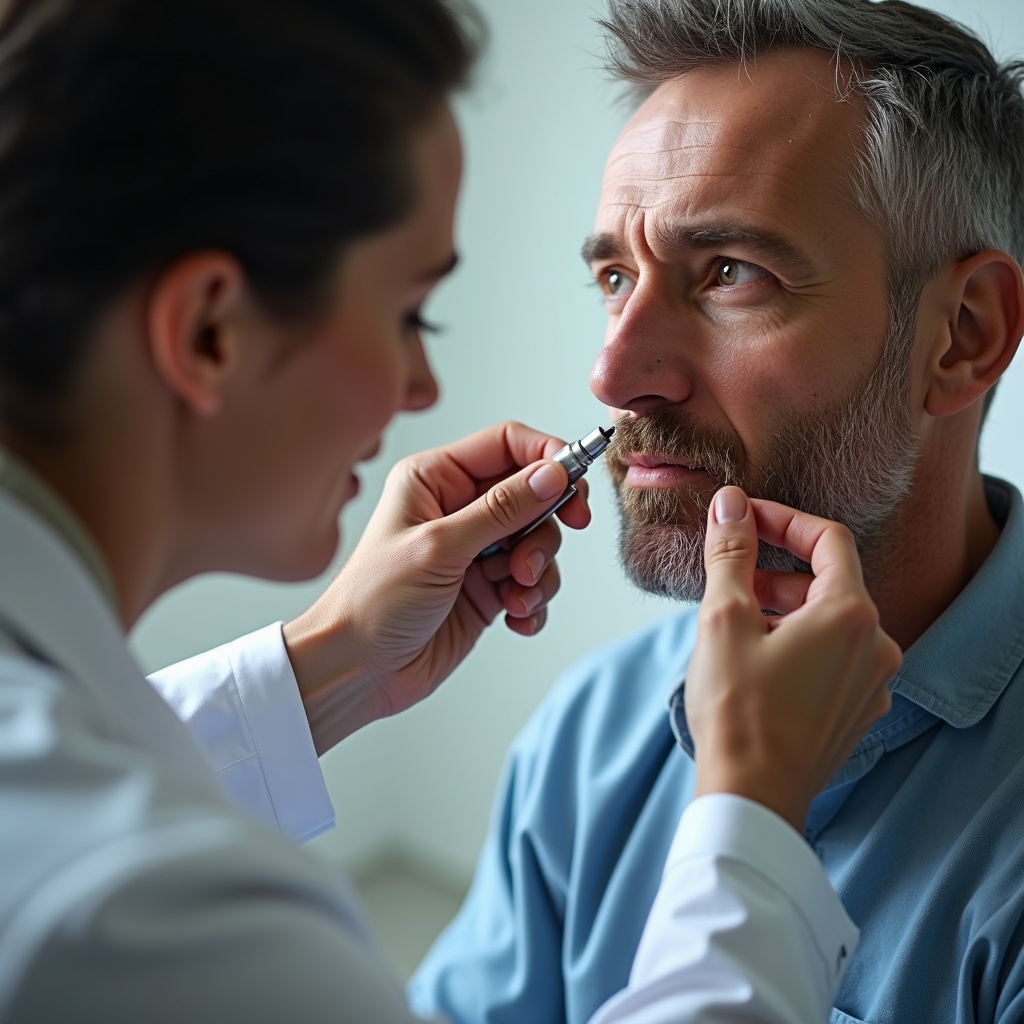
[282,421,591,754]
[686,486,902,832]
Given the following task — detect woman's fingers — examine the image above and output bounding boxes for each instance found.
[431,420,568,480]
[753,569,814,615]
[749,497,865,589]
[507,518,563,587]
[504,606,548,637]
[477,517,562,585]
[699,485,762,633]
[440,459,571,563]
[503,561,562,621]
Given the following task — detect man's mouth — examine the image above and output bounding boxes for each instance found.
[621,452,713,487]
[625,453,705,470]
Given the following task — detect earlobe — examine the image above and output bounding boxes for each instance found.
[146,253,245,417]
[924,250,1024,419]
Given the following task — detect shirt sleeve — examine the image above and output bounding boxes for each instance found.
[146,623,334,843]
[407,724,570,1024]
[589,794,858,1024]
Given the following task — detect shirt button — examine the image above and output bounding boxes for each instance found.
[836,944,848,972]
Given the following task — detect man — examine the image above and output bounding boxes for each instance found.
[405,0,1024,1021]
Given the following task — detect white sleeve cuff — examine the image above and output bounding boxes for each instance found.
[590,792,858,1024]
[147,623,335,844]
[666,793,858,991]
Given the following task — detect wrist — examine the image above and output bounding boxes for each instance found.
[693,763,811,835]
[282,609,384,756]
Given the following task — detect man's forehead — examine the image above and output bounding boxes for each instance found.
[597,49,867,234]
[629,48,860,126]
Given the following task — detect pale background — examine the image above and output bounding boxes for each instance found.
[132,0,1024,887]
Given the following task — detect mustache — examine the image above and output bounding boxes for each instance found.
[606,409,747,483]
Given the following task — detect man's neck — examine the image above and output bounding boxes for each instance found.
[861,467,1000,652]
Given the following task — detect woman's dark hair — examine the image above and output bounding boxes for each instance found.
[0,0,481,435]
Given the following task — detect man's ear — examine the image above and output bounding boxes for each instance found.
[924,250,1024,418]
[146,252,247,416]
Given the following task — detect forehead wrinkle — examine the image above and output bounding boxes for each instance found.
[601,132,852,273]
[607,132,805,202]
[605,118,726,171]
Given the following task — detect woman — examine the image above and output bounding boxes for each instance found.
[0,0,897,1020]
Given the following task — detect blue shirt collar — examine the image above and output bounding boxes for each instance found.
[889,477,1024,727]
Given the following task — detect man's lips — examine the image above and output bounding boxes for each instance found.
[624,453,705,471]
[621,452,713,488]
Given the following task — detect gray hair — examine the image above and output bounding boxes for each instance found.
[600,0,1024,410]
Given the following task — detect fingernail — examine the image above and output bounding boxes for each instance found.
[715,488,747,524]
[525,550,545,584]
[528,463,565,501]
[517,588,543,616]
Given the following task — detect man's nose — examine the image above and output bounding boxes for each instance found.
[589,289,695,414]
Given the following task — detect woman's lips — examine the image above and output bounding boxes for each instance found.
[623,453,710,488]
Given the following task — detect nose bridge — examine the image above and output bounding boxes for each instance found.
[590,278,696,412]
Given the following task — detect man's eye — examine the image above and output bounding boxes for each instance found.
[716,259,768,287]
[601,269,636,298]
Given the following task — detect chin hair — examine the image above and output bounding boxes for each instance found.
[619,522,706,603]
[618,520,810,607]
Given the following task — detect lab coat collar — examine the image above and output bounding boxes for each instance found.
[0,489,222,795]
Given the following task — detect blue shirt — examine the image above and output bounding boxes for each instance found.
[408,478,1024,1024]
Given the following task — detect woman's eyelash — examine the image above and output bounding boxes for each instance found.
[406,312,443,334]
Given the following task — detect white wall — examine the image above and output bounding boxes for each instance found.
[131,0,1024,882]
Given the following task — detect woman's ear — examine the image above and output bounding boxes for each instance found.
[146,252,246,416]
[924,250,1024,419]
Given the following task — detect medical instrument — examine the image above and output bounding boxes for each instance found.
[477,425,615,559]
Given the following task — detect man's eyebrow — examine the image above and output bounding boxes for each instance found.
[580,224,815,279]
[660,223,816,278]
[419,251,459,283]
[581,233,622,266]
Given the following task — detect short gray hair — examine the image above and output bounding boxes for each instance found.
[600,0,1024,409]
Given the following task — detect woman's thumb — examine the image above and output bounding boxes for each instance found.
[702,486,759,611]
[447,460,570,561]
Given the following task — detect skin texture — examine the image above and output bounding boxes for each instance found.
[585,49,1024,652]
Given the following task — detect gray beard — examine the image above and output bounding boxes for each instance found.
[614,308,921,605]
[617,515,809,605]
